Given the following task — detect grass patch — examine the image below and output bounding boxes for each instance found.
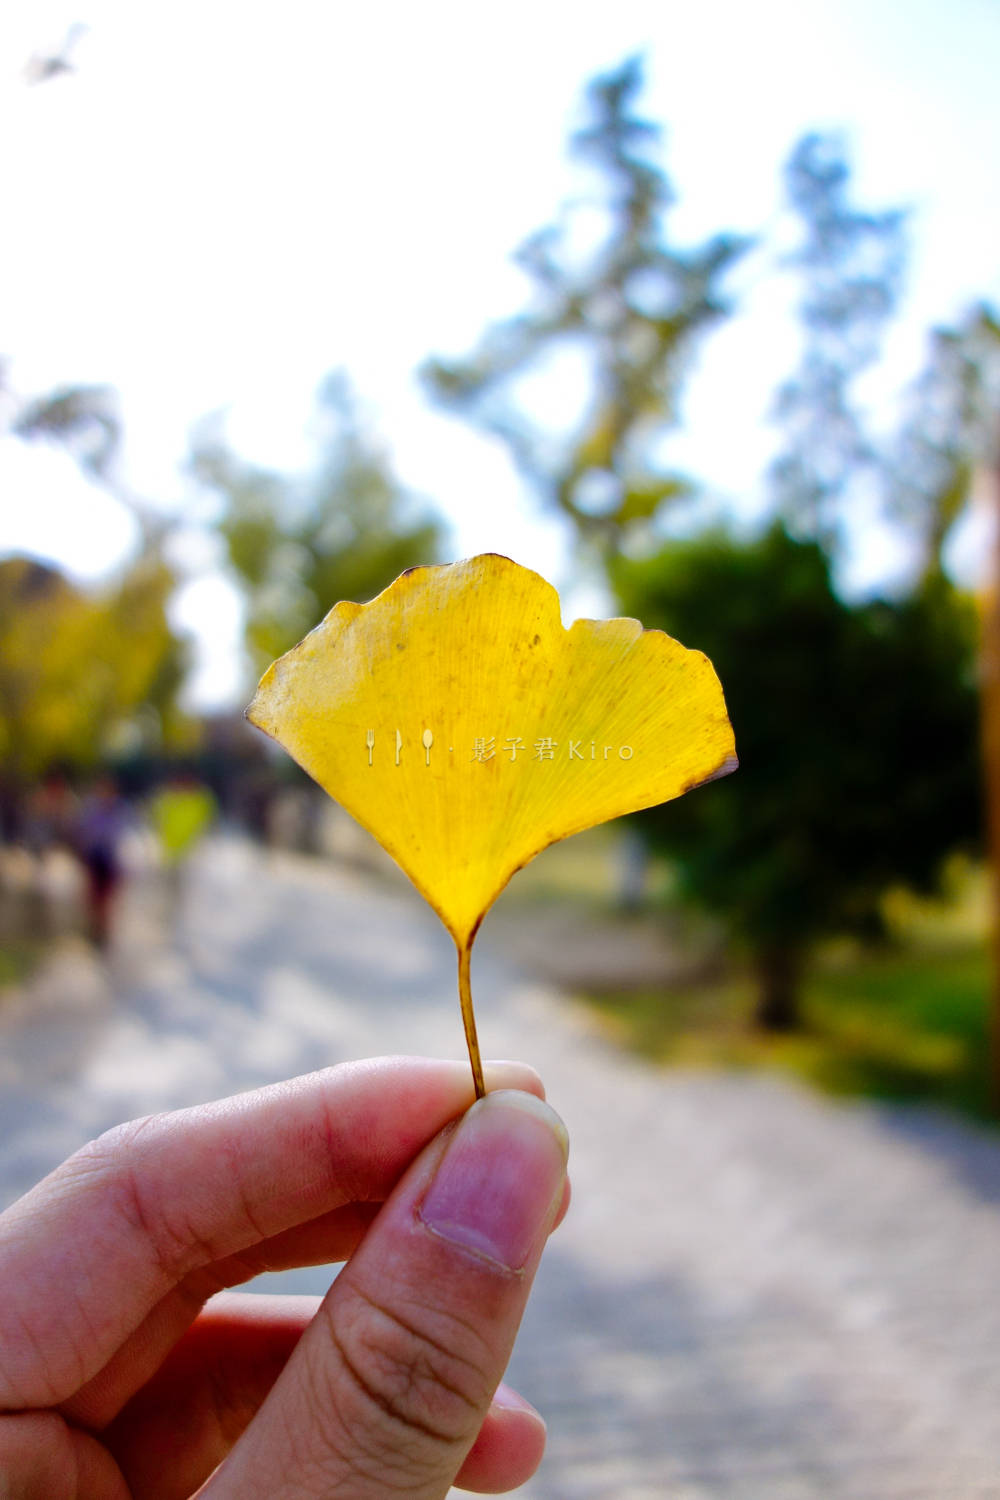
[576,920,994,1120]
[508,845,995,1120]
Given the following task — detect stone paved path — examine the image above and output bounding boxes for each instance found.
[3,836,1000,1497]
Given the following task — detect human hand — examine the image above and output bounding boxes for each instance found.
[0,1057,569,1497]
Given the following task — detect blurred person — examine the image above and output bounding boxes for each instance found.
[74,774,131,950]
[618,826,650,914]
[0,1056,568,1498]
[23,770,79,857]
[237,765,277,843]
[149,770,217,925]
[21,771,82,938]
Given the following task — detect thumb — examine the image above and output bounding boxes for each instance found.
[205,1090,569,1500]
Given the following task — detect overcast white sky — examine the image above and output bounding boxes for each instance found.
[2,0,999,706]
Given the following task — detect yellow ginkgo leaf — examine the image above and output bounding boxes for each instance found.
[248,554,736,1094]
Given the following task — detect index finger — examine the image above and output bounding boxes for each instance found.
[0,1056,543,1410]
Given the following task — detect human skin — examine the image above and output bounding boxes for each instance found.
[0,1057,570,1498]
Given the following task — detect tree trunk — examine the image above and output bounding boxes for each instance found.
[753,945,802,1031]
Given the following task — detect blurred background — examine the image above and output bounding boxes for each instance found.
[3,3,1000,1495]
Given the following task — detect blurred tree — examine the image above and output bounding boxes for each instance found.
[769,133,907,550]
[190,373,443,675]
[1,378,190,813]
[0,554,187,800]
[12,381,121,483]
[889,304,1000,583]
[104,551,189,750]
[421,56,749,555]
[882,304,1000,1100]
[11,378,175,559]
[0,42,191,808]
[613,524,981,1029]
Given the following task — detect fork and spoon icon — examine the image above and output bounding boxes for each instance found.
[366,729,434,766]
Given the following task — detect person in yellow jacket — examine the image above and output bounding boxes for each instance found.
[149,770,217,924]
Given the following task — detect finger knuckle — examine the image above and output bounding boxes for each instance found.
[321,1279,492,1474]
[70,1115,213,1284]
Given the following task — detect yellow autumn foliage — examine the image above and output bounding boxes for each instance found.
[249,554,736,947]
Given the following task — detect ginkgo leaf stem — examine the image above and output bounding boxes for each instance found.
[246,556,735,1094]
[457,942,486,1099]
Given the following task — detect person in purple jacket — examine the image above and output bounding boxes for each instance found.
[74,774,131,948]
